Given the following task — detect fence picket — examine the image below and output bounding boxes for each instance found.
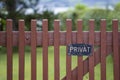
[112,19,119,80]
[1,19,119,80]
[100,19,107,80]
[54,20,60,80]
[88,19,95,80]
[42,19,48,80]
[66,19,72,80]
[31,20,37,80]
[7,19,13,80]
[19,20,25,80]
[77,19,83,80]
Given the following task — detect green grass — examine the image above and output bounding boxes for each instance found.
[0,46,113,80]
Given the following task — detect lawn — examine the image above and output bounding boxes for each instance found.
[0,46,113,80]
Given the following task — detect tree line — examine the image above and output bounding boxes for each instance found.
[0,0,120,31]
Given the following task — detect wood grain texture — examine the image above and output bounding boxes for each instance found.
[112,19,119,80]
[31,20,37,80]
[66,19,72,80]
[88,19,95,80]
[1,19,120,80]
[42,19,48,80]
[100,19,107,80]
[6,19,13,80]
[62,46,112,80]
[0,31,117,46]
[77,19,83,80]
[19,20,25,80]
[54,20,60,80]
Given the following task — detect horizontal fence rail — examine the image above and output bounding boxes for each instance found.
[0,19,119,80]
[0,31,119,46]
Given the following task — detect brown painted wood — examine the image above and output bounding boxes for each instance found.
[112,19,119,80]
[62,45,113,80]
[1,19,120,80]
[66,19,72,80]
[54,20,60,80]
[31,20,37,80]
[88,19,95,80]
[100,19,107,80]
[19,20,25,80]
[77,19,83,80]
[42,19,48,80]
[0,31,119,46]
[6,19,13,80]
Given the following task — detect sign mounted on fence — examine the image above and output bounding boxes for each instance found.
[68,44,92,56]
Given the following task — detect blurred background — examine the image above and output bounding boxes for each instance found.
[0,0,119,80]
[0,0,120,31]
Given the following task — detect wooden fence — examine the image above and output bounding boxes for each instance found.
[0,19,119,80]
